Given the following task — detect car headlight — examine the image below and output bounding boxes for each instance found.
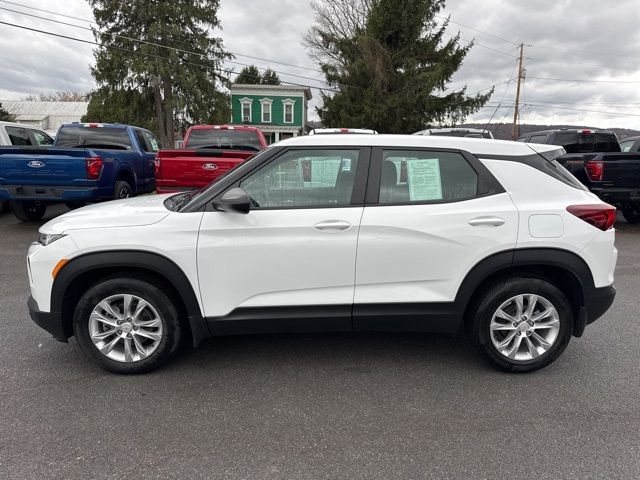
[37,233,67,246]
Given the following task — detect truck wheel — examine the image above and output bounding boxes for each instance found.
[471,277,573,373]
[74,277,183,374]
[622,208,640,225]
[114,180,133,200]
[11,201,47,222]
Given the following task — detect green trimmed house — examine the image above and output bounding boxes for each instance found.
[230,84,312,144]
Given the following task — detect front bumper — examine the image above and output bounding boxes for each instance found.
[27,295,68,342]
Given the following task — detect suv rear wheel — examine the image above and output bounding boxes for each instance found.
[74,277,182,374]
[472,277,573,372]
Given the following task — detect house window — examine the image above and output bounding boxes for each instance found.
[260,99,272,123]
[239,97,252,122]
[282,99,295,124]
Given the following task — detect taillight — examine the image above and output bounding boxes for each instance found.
[153,157,160,177]
[567,204,616,231]
[86,156,103,180]
[585,160,604,181]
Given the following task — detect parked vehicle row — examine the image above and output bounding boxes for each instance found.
[27,134,616,374]
[517,128,640,224]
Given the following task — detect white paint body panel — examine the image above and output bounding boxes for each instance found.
[197,208,364,317]
[355,193,518,303]
[27,135,617,319]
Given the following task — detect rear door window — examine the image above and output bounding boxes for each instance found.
[378,150,478,204]
[5,126,31,146]
[620,139,636,152]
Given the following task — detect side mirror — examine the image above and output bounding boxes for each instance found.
[212,187,251,214]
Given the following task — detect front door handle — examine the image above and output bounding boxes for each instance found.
[468,216,506,227]
[314,220,351,232]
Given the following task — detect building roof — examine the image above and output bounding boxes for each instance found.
[0,100,88,117]
[274,133,562,157]
[230,84,312,100]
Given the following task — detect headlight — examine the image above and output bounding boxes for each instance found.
[37,233,67,246]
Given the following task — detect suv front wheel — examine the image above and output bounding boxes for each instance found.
[74,277,182,374]
[472,277,573,372]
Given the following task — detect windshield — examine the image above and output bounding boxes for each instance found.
[55,126,133,150]
[429,130,492,138]
[186,129,262,151]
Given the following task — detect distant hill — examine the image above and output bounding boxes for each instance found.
[461,123,640,141]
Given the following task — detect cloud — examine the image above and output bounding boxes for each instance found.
[0,0,638,128]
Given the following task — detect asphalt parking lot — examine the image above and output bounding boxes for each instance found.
[1,204,639,479]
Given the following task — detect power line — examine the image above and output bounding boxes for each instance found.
[0,19,342,94]
[0,0,327,76]
[435,13,520,46]
[441,31,518,58]
[528,76,640,85]
[484,100,640,118]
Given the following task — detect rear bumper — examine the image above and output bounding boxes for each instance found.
[0,185,100,202]
[585,284,616,325]
[574,284,616,337]
[27,295,68,342]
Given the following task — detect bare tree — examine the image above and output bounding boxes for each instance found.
[22,91,88,102]
[303,0,373,65]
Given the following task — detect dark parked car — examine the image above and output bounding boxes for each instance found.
[518,128,640,224]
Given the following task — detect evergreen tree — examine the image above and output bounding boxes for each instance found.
[306,0,492,133]
[87,0,230,145]
[234,66,262,84]
[234,66,282,85]
[261,69,281,85]
[82,87,157,132]
[0,102,13,121]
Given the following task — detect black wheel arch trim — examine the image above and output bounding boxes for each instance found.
[52,250,208,346]
[456,247,600,336]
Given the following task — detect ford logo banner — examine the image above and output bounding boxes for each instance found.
[202,163,218,170]
[27,160,45,168]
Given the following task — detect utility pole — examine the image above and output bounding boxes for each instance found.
[512,43,525,140]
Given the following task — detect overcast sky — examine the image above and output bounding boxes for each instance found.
[0,0,639,129]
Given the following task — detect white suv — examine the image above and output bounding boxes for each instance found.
[27,134,617,373]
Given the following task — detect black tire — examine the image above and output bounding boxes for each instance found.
[11,201,47,221]
[65,201,87,210]
[114,180,133,200]
[74,277,183,374]
[622,207,640,225]
[471,277,573,373]
[1,200,10,213]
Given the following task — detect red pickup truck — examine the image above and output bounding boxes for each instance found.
[155,125,267,194]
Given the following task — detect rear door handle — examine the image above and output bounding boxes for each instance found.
[314,220,351,232]
[468,216,506,227]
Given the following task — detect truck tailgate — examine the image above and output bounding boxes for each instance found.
[599,153,640,188]
[0,147,88,185]
[156,149,253,190]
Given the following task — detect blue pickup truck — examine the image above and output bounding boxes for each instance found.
[0,123,160,221]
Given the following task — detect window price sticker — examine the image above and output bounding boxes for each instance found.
[407,158,442,201]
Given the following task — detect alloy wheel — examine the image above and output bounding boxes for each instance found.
[88,294,163,363]
[489,294,560,361]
